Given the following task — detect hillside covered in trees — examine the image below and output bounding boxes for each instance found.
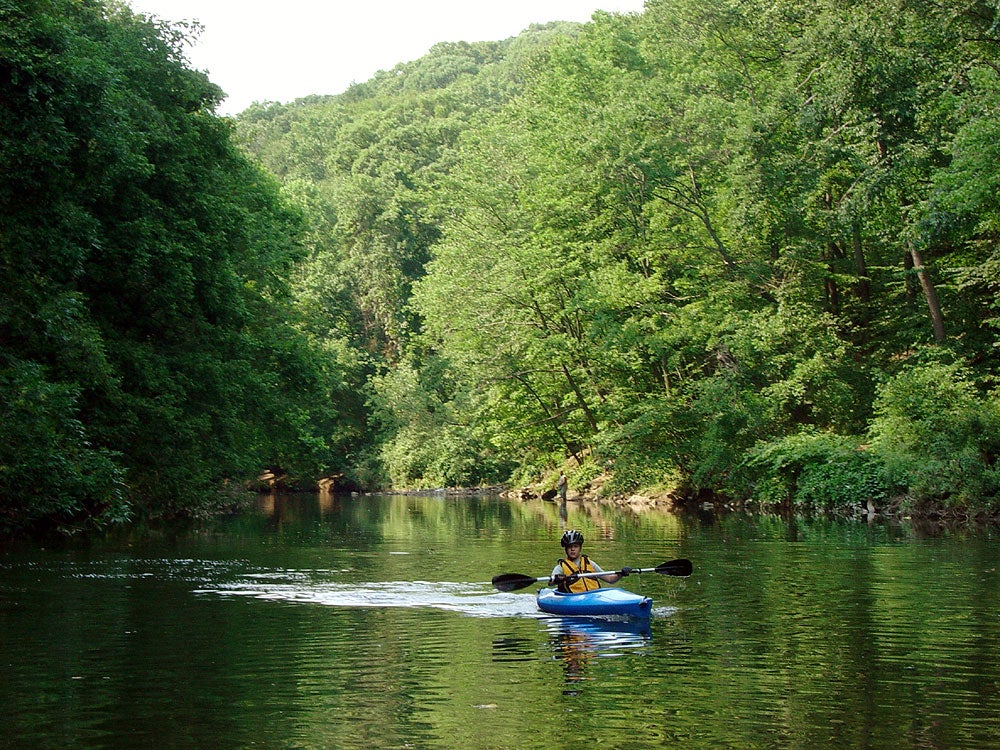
[3,0,1000,534]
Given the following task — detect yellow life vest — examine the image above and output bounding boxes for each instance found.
[557,555,600,593]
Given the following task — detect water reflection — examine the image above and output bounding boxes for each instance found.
[491,634,536,663]
[542,616,652,692]
[5,495,1000,750]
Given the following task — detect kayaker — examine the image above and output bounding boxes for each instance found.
[550,530,632,593]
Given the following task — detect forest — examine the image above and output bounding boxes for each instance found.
[2,0,1000,534]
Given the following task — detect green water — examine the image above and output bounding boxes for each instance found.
[2,493,999,749]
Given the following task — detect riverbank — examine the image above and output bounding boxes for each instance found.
[498,472,1000,528]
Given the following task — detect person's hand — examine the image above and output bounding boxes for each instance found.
[551,574,566,586]
[619,567,633,577]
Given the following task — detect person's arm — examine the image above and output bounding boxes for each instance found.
[594,561,632,584]
[591,561,618,584]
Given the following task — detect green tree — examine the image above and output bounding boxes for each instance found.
[0,0,359,531]
[869,359,1000,509]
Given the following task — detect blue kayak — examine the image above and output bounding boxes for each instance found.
[536,587,653,618]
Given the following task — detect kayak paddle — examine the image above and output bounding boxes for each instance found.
[491,558,693,592]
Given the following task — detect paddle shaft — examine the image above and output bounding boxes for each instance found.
[570,558,693,580]
[492,571,621,591]
[492,558,692,592]
[570,565,662,580]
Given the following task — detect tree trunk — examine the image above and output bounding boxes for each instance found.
[852,223,871,304]
[516,374,582,465]
[560,363,599,434]
[909,246,946,342]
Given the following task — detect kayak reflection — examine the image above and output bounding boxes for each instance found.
[542,616,651,691]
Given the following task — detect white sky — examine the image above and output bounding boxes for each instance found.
[126,1,647,115]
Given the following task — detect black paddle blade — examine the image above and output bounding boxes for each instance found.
[655,558,693,577]
[492,573,543,592]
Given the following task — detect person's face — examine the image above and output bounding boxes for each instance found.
[564,543,582,560]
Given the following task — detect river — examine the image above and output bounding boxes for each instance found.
[2,492,999,749]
